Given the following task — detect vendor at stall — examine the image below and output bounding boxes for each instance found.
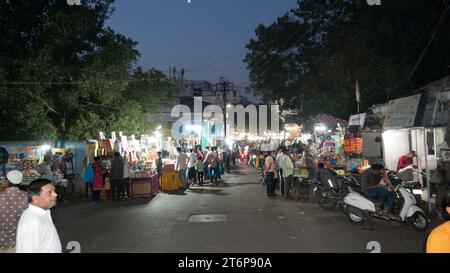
[396,151,416,171]
[156,151,163,183]
[396,151,417,181]
[36,155,53,180]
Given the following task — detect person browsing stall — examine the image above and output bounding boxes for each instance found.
[277,147,294,199]
[264,151,277,197]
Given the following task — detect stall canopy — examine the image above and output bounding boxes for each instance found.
[314,113,348,128]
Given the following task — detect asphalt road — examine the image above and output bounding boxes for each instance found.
[53,163,437,253]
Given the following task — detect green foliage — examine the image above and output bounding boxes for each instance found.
[0,0,174,141]
[245,0,450,120]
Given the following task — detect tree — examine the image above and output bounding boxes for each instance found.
[0,0,175,141]
[244,0,450,120]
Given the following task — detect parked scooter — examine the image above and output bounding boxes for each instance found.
[386,170,425,209]
[313,170,361,211]
[342,170,429,231]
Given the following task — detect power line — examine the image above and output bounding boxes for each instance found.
[185,51,247,73]
[409,0,450,79]
[385,0,450,99]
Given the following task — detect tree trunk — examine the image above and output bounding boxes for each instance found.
[60,116,66,140]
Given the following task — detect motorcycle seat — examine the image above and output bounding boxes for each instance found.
[353,189,377,200]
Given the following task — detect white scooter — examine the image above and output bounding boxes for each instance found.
[342,171,429,231]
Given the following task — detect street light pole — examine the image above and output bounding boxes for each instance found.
[223,81,227,142]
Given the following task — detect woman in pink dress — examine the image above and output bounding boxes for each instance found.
[92,156,104,202]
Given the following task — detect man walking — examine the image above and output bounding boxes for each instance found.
[176,147,188,188]
[264,152,277,197]
[204,147,219,184]
[187,149,197,186]
[203,146,211,181]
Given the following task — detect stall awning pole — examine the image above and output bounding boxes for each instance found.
[423,128,432,213]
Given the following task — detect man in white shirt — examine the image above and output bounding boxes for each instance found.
[16,178,62,253]
[176,147,189,188]
[277,147,294,199]
[276,146,285,195]
[187,149,197,186]
[204,147,219,184]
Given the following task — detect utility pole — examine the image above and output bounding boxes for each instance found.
[223,80,227,141]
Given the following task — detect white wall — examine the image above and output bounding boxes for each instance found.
[411,127,445,172]
[382,129,410,170]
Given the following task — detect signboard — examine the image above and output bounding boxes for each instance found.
[344,138,363,154]
[383,94,421,129]
[348,113,366,127]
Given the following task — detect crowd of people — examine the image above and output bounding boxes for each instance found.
[1,139,449,252]
[175,145,231,188]
[82,152,132,202]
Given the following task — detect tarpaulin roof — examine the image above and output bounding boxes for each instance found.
[314,113,348,128]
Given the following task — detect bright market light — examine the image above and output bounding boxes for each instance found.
[300,133,312,143]
[40,144,51,152]
[225,138,234,150]
[314,124,327,132]
[413,189,423,195]
[156,125,162,130]
[328,179,334,188]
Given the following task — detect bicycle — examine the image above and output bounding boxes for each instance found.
[257,168,266,185]
[55,174,77,201]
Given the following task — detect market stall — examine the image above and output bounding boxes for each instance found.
[95,130,166,198]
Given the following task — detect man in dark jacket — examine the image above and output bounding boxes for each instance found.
[110,152,124,201]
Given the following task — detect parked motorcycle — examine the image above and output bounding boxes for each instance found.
[342,170,429,231]
[313,171,361,211]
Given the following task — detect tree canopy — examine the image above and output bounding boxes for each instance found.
[244,0,450,120]
[0,0,175,141]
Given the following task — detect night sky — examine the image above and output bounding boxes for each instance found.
[106,0,298,101]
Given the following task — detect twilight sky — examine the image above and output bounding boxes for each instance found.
[106,0,299,98]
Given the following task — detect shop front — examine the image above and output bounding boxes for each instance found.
[0,141,85,189]
[381,93,447,211]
